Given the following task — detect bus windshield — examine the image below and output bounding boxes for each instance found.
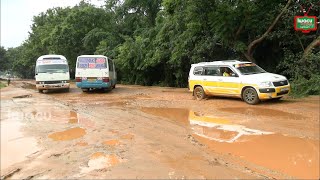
[37,64,69,73]
[234,63,266,75]
[77,57,107,69]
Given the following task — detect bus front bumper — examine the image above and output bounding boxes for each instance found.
[36,83,70,90]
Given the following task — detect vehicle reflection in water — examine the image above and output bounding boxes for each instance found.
[188,111,319,179]
[140,107,319,179]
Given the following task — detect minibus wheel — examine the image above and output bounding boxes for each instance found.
[38,89,43,93]
[194,86,206,100]
[242,87,260,105]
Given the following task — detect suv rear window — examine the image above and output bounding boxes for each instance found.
[193,67,204,75]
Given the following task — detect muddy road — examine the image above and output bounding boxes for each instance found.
[1,81,319,179]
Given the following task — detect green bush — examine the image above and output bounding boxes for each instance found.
[290,74,320,97]
[278,50,320,98]
[0,82,7,89]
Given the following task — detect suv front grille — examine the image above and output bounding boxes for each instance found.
[273,80,288,87]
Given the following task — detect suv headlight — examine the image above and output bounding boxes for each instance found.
[259,81,273,87]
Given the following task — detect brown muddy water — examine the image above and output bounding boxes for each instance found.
[48,127,86,141]
[140,107,319,179]
[80,152,120,174]
[0,114,39,171]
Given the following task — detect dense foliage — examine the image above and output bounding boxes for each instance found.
[1,0,319,95]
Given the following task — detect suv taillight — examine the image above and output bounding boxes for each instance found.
[102,77,109,82]
[75,77,82,82]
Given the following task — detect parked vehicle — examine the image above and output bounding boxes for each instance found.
[75,55,117,92]
[188,60,290,104]
[35,55,70,93]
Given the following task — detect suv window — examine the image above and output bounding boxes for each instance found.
[204,66,220,76]
[193,66,204,75]
[220,66,237,77]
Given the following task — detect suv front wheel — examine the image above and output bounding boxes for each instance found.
[194,86,206,100]
[243,87,260,105]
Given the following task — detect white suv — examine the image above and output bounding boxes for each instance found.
[188,60,290,104]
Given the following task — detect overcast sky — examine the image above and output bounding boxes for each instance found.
[1,0,104,49]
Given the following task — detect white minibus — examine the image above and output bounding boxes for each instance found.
[75,55,117,92]
[35,55,70,93]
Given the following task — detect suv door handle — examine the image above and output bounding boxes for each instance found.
[203,79,207,81]
[218,79,222,81]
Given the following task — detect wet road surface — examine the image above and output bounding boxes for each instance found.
[1,81,319,179]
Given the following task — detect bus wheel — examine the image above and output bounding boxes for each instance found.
[38,89,43,93]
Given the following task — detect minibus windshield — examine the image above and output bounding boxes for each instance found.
[37,64,69,73]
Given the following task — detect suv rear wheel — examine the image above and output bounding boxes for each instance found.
[243,87,260,105]
[194,86,206,100]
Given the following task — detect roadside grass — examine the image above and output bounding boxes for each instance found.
[0,81,7,89]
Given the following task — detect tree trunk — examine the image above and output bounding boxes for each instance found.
[303,35,320,59]
[245,0,292,62]
[243,52,256,63]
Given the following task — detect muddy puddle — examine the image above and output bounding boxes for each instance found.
[218,107,305,120]
[48,127,86,141]
[140,107,319,179]
[1,121,39,172]
[80,152,120,174]
[103,139,120,147]
[140,107,189,126]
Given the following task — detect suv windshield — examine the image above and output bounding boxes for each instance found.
[234,63,266,75]
[37,64,69,73]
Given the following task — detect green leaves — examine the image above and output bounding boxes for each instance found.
[3,0,319,95]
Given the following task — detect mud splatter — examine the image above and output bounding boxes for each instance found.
[68,111,78,124]
[120,134,135,140]
[75,141,88,146]
[102,140,120,147]
[48,127,86,141]
[110,129,119,134]
[80,152,120,174]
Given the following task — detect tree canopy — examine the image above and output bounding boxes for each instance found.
[2,0,319,95]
